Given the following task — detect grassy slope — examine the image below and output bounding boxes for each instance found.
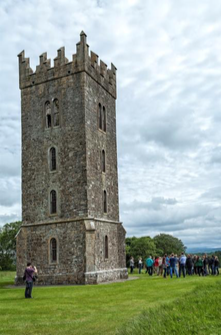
[116,280,221,335]
[0,271,220,335]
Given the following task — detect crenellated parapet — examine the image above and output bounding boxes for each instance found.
[18,31,117,98]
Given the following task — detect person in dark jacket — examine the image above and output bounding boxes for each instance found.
[186,255,193,275]
[209,256,215,274]
[211,255,215,275]
[162,255,167,278]
[215,256,219,275]
[195,256,203,276]
[203,254,209,276]
[24,262,37,298]
[193,255,197,274]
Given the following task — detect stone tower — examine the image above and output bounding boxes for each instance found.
[16,32,127,285]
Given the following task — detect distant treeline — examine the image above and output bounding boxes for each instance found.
[126,234,221,268]
[126,234,186,267]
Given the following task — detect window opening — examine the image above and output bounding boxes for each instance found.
[50,190,57,214]
[50,147,56,171]
[102,106,106,132]
[102,150,105,173]
[50,238,57,262]
[45,101,51,128]
[99,103,102,129]
[103,190,107,213]
[105,235,108,259]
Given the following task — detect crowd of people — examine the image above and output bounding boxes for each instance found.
[130,253,220,278]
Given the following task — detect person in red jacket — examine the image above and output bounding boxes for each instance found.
[154,256,160,276]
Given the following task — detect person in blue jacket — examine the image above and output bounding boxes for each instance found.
[146,256,154,276]
[169,254,179,278]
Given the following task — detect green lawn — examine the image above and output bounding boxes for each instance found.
[0,271,220,335]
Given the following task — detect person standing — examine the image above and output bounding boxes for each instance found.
[193,255,197,275]
[24,262,37,299]
[158,256,163,276]
[162,255,167,278]
[195,256,203,276]
[211,255,215,275]
[146,256,154,276]
[186,255,193,275]
[174,254,179,276]
[169,254,179,278]
[179,252,187,278]
[203,254,208,276]
[130,257,134,274]
[138,257,143,274]
[166,255,170,276]
[154,256,160,276]
[215,256,219,275]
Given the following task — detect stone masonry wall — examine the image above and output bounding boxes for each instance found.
[22,72,87,224]
[16,220,85,285]
[85,74,119,222]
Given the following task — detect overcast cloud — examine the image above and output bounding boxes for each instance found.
[1,0,221,249]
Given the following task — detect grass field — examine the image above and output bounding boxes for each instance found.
[0,270,220,335]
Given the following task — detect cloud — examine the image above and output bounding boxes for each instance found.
[1,0,221,249]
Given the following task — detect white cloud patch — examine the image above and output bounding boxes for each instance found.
[1,0,221,248]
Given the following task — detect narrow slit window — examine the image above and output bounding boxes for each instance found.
[50,190,57,214]
[50,238,57,262]
[45,101,51,128]
[103,190,107,213]
[105,235,108,259]
[53,99,60,127]
[102,106,106,132]
[102,150,105,173]
[50,147,56,171]
[99,103,102,129]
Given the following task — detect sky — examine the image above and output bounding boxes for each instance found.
[1,0,221,249]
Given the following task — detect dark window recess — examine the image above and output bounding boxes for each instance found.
[99,103,102,129]
[45,101,51,128]
[51,238,57,262]
[50,147,56,171]
[47,114,51,128]
[102,106,106,132]
[105,235,108,259]
[102,150,105,173]
[50,190,57,214]
[103,190,107,213]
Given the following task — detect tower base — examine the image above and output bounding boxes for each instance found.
[15,218,127,286]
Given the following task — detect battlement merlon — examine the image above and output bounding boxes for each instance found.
[17,32,117,99]
[17,51,33,89]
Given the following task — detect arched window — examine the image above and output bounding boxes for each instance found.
[50,147,56,171]
[102,150,105,173]
[103,190,107,213]
[105,235,108,259]
[50,238,57,262]
[53,99,59,127]
[45,101,51,128]
[98,103,102,129]
[102,106,106,132]
[50,190,57,214]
